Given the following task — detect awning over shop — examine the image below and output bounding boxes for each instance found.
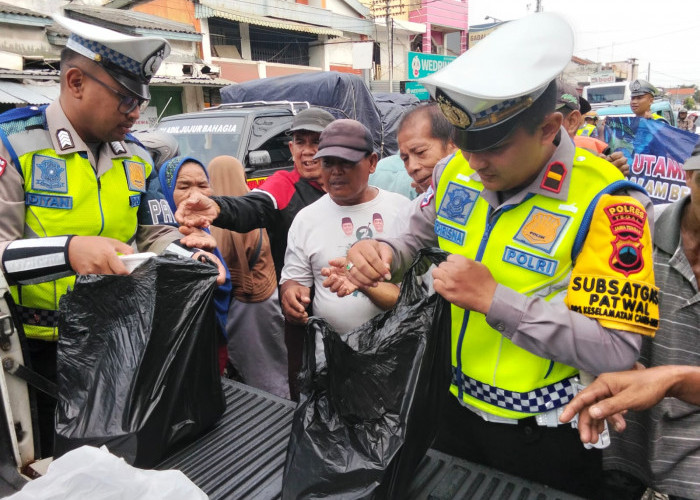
[195,2,343,37]
[0,81,59,104]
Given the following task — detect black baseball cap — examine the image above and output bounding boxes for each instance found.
[314,119,373,163]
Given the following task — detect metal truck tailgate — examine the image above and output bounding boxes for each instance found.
[159,379,582,500]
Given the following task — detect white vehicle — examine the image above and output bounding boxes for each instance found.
[582,82,631,109]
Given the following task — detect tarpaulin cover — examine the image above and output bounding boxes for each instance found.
[282,248,451,499]
[54,254,225,468]
[220,72,418,158]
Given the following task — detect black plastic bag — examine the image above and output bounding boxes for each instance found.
[54,254,225,467]
[282,248,451,499]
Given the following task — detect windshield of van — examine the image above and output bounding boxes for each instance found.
[157,116,245,166]
[586,85,627,104]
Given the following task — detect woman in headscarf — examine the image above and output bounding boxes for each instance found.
[207,156,289,399]
[159,156,232,374]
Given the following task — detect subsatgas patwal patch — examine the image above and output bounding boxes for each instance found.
[0,157,7,177]
[604,202,646,277]
[567,274,659,334]
[513,207,570,255]
[437,181,479,225]
[31,155,68,193]
[124,160,146,193]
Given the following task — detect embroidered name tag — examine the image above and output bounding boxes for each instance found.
[437,181,479,225]
[26,193,73,209]
[129,194,141,207]
[32,155,68,193]
[124,160,147,193]
[434,220,465,246]
[513,207,570,255]
[502,246,558,277]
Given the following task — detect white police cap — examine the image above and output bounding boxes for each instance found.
[53,14,170,100]
[420,12,573,152]
[629,79,658,98]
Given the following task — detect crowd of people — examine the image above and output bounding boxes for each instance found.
[0,10,697,500]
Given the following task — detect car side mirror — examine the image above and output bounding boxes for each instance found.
[248,150,272,169]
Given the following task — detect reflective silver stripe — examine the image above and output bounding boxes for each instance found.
[6,129,52,158]
[4,253,65,274]
[6,236,69,249]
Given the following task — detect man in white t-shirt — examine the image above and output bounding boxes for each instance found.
[280,119,410,337]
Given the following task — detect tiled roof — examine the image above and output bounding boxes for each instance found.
[64,5,198,34]
[0,2,50,18]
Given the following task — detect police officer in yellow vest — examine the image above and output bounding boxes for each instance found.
[630,78,669,123]
[0,14,225,457]
[576,111,599,137]
[345,13,657,499]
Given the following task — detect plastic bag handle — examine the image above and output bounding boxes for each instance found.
[396,247,449,306]
[303,247,448,379]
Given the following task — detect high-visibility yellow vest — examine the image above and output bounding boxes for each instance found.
[434,149,626,418]
[4,118,151,340]
[576,123,596,137]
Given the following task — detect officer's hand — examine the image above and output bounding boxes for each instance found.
[602,151,629,176]
[281,282,311,325]
[175,193,220,229]
[180,227,217,251]
[68,236,134,275]
[345,240,393,288]
[432,254,498,314]
[321,257,358,297]
[191,250,227,285]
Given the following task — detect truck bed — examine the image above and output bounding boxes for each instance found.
[158,379,582,500]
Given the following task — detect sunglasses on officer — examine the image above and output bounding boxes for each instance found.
[69,65,149,114]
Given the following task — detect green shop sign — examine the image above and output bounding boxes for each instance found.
[407,51,456,80]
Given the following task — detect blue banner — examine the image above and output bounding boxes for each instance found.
[604,117,699,204]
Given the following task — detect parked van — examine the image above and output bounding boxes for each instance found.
[582,82,631,109]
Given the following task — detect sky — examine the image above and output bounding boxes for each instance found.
[467,0,700,88]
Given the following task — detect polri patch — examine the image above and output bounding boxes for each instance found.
[514,207,570,254]
[437,181,479,225]
[124,160,147,193]
[434,220,465,246]
[32,155,68,193]
[502,246,558,277]
[129,194,141,207]
[540,161,567,193]
[604,202,646,277]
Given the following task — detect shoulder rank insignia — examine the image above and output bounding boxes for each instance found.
[32,155,68,193]
[110,141,127,156]
[540,161,567,193]
[124,160,146,193]
[56,129,74,150]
